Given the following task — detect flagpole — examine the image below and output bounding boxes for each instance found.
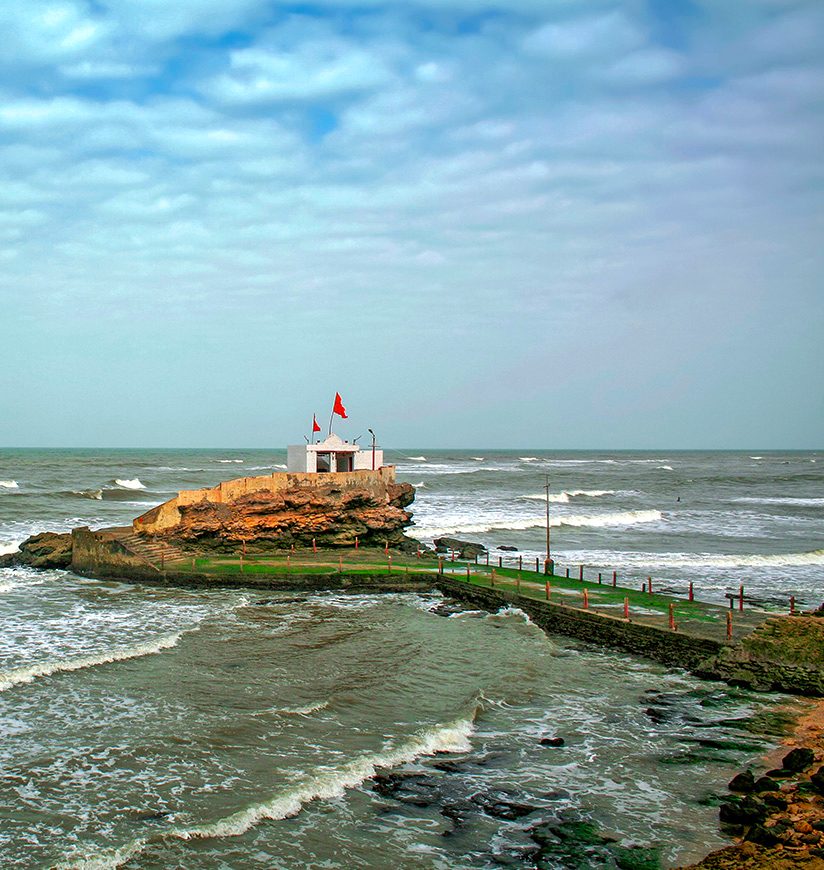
[328,399,334,438]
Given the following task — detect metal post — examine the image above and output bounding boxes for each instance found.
[739,584,744,612]
[624,597,629,620]
[545,580,550,600]
[669,602,675,630]
[498,556,502,568]
[612,570,617,587]
[565,567,570,578]
[579,565,583,580]
[790,596,795,614]
[535,557,539,572]
[647,576,652,594]
[726,611,733,640]
[544,474,551,559]
[598,572,602,584]
[519,555,522,571]
[368,428,376,471]
[583,589,589,609]
[689,581,694,602]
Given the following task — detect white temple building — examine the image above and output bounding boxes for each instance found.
[286,434,384,474]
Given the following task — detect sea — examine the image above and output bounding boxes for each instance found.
[0,448,821,869]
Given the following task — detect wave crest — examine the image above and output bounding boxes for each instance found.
[114,478,145,490]
[414,509,662,538]
[0,480,19,489]
[0,632,184,693]
[58,709,477,869]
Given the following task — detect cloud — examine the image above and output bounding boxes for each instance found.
[0,0,822,445]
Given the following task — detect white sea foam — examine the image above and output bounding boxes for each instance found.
[275,701,329,716]
[115,478,145,490]
[0,480,19,489]
[733,497,824,507]
[750,456,763,460]
[472,457,484,461]
[658,465,674,471]
[0,631,185,692]
[521,489,615,503]
[216,459,244,463]
[73,489,104,500]
[519,456,538,462]
[566,547,824,571]
[0,542,20,555]
[407,456,427,461]
[414,509,662,538]
[59,712,476,870]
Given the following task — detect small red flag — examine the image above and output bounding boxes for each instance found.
[312,414,321,433]
[332,392,348,419]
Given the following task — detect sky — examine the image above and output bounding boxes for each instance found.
[1,0,822,449]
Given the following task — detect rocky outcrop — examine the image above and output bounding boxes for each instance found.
[433,537,486,558]
[135,477,417,551]
[0,532,73,569]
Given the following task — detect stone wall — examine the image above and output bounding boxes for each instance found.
[436,577,725,671]
[71,526,163,581]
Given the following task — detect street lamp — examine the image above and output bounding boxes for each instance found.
[544,474,551,560]
[368,428,376,470]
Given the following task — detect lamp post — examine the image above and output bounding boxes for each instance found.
[368,428,376,470]
[544,474,551,559]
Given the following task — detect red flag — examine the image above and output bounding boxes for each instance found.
[312,414,321,433]
[332,392,348,419]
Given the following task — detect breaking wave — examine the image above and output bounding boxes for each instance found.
[114,478,145,490]
[572,548,824,571]
[216,459,244,463]
[58,709,477,870]
[407,456,427,461]
[414,509,662,538]
[0,631,185,693]
[73,489,104,500]
[521,489,615,503]
[275,701,329,716]
[0,543,19,556]
[0,480,19,489]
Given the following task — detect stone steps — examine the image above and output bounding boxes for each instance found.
[115,532,186,567]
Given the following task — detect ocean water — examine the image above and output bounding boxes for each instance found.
[0,449,820,868]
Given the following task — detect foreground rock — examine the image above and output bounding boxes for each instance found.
[682,705,824,869]
[0,532,72,569]
[132,468,417,551]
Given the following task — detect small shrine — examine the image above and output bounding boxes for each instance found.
[286,433,383,474]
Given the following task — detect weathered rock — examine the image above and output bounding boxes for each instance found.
[729,770,756,793]
[540,736,565,747]
[719,795,768,826]
[810,767,824,795]
[783,747,816,773]
[433,537,486,558]
[0,532,73,569]
[497,545,518,552]
[133,473,417,551]
[753,776,781,793]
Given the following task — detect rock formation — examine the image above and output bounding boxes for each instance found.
[0,532,73,569]
[133,471,417,551]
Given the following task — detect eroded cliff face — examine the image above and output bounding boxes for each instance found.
[136,479,417,551]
